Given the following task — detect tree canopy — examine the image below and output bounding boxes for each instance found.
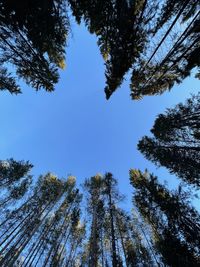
[130,169,200,266]
[0,0,199,98]
[138,93,200,188]
[0,159,199,266]
[0,0,69,94]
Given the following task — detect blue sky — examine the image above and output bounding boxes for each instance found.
[0,22,199,208]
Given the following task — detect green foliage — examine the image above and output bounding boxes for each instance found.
[0,0,199,98]
[0,67,21,94]
[68,0,199,99]
[82,172,153,266]
[0,169,84,266]
[131,1,200,99]
[130,169,200,266]
[154,0,200,31]
[138,93,200,187]
[0,158,33,186]
[0,0,69,93]
[68,0,154,99]
[0,159,199,266]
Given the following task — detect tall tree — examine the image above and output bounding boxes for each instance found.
[68,0,199,99]
[83,172,153,267]
[0,159,33,213]
[83,174,104,267]
[0,172,85,266]
[103,172,121,266]
[130,169,200,266]
[1,0,199,98]
[138,93,200,188]
[0,158,32,187]
[0,0,69,93]
[68,0,157,99]
[131,1,200,99]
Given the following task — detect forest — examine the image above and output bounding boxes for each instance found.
[0,0,200,266]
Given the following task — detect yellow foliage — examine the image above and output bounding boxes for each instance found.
[58,59,66,69]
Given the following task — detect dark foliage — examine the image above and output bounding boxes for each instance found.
[130,169,200,266]
[138,93,200,188]
[0,0,69,93]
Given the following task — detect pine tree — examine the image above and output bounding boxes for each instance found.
[130,169,200,266]
[130,1,200,99]
[68,0,199,100]
[0,0,69,93]
[83,174,104,267]
[1,1,199,98]
[68,0,156,99]
[83,172,153,267]
[0,172,85,266]
[138,93,200,188]
[0,159,33,213]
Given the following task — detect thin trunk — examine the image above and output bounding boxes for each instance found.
[49,220,71,266]
[0,202,50,266]
[0,191,37,229]
[100,226,105,267]
[65,239,80,267]
[33,223,58,267]
[137,217,160,266]
[23,219,53,267]
[0,28,50,86]
[116,215,128,266]
[0,196,12,208]
[54,228,72,266]
[89,204,98,267]
[108,185,117,267]
[42,199,77,267]
[142,0,190,69]
[25,198,70,266]
[7,201,56,267]
[49,197,80,266]
[0,209,35,250]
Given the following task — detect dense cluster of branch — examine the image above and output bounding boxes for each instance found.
[0,163,84,266]
[0,0,199,98]
[130,0,200,99]
[0,159,199,266]
[130,169,200,266]
[82,173,154,266]
[138,93,200,188]
[0,0,69,94]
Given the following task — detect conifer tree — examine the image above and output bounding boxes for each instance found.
[0,173,85,266]
[83,172,153,267]
[1,1,199,98]
[138,93,200,188]
[0,159,33,212]
[83,174,104,267]
[68,0,156,99]
[130,169,200,266]
[131,1,200,99]
[0,0,69,93]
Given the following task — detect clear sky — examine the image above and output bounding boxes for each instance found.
[0,22,199,209]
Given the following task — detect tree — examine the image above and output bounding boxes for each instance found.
[0,158,32,186]
[68,0,199,99]
[83,172,153,267]
[0,159,33,213]
[103,173,118,266]
[0,0,69,93]
[83,174,104,267]
[68,0,157,99]
[138,93,200,188]
[130,169,200,266]
[0,172,85,266]
[1,1,199,98]
[130,1,200,99]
